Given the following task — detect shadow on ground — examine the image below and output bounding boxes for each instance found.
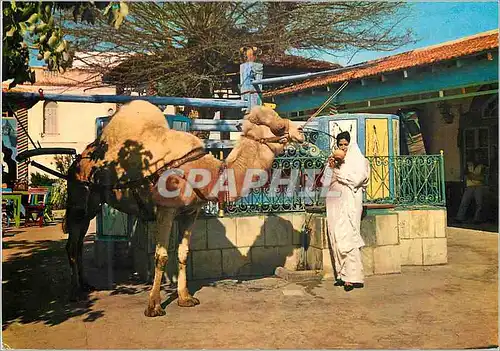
[174,214,310,302]
[1,233,148,329]
[86,214,312,309]
[2,214,315,327]
[2,237,97,328]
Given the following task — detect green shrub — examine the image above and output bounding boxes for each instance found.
[29,155,74,213]
[49,179,67,210]
[29,172,56,187]
[49,154,73,211]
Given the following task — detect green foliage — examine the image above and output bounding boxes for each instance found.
[29,172,56,187]
[28,155,73,211]
[53,153,73,174]
[2,1,38,88]
[2,1,129,88]
[49,154,73,210]
[49,179,67,210]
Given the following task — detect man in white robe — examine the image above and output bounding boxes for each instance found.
[324,131,370,292]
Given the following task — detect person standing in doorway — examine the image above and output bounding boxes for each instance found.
[455,149,488,224]
[324,131,370,292]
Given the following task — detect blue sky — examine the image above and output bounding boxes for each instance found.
[320,1,499,66]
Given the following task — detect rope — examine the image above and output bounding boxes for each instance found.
[307,81,349,121]
[294,80,350,156]
[292,79,352,188]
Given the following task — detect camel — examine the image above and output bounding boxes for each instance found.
[63,100,304,317]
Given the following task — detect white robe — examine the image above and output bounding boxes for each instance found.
[324,142,370,283]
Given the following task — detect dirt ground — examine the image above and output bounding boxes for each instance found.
[2,224,498,349]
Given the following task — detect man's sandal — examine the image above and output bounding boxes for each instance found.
[344,282,364,292]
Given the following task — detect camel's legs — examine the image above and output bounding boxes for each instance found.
[66,191,101,301]
[144,207,176,317]
[77,201,101,292]
[176,208,201,307]
[66,208,93,300]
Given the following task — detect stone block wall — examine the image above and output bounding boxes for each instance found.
[311,212,402,279]
[360,213,401,275]
[128,213,321,282]
[94,207,448,282]
[397,209,448,266]
[316,208,447,279]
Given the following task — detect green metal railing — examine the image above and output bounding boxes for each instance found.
[225,139,329,215]
[220,155,446,216]
[200,132,446,216]
[365,153,446,207]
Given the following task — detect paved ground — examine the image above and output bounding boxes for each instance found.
[2,224,498,349]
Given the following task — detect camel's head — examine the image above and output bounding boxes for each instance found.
[240,106,305,154]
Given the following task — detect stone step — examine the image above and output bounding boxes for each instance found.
[274,266,323,282]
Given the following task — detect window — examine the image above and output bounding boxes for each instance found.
[43,101,58,135]
[463,127,490,174]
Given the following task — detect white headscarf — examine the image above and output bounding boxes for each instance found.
[335,141,370,192]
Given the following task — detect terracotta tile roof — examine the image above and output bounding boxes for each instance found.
[257,54,340,70]
[32,67,104,87]
[264,29,499,98]
[3,67,106,91]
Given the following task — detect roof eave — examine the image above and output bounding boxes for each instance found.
[264,46,499,98]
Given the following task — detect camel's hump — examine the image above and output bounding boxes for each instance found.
[88,100,205,181]
[101,100,169,144]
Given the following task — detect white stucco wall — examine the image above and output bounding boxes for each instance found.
[26,86,116,180]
